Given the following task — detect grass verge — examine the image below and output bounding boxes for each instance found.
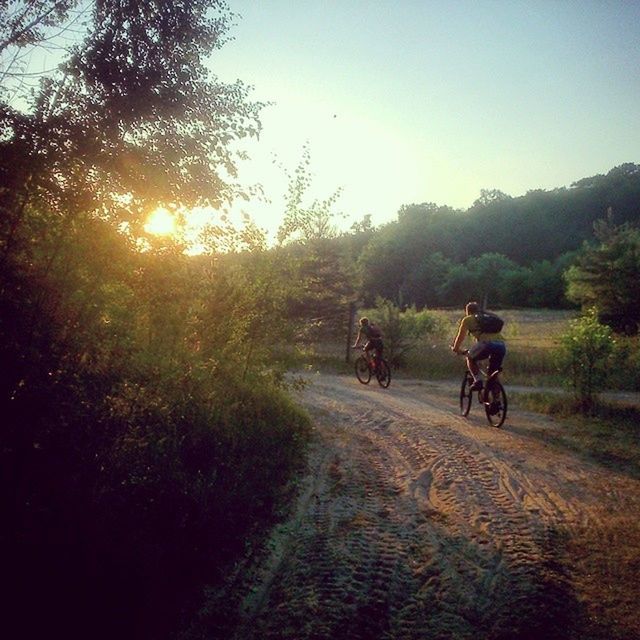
[512,391,640,478]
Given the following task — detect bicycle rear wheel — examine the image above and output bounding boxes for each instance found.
[376,359,391,388]
[459,373,473,416]
[484,381,507,427]
[355,355,371,384]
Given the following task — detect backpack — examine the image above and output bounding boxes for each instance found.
[367,323,382,339]
[474,311,504,333]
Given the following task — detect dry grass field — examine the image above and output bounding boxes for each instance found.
[408,308,577,385]
[431,307,576,349]
[294,307,640,392]
[295,308,577,386]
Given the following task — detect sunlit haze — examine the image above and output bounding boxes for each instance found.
[209,0,640,240]
[144,208,176,236]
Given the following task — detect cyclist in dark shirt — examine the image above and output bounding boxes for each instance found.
[352,317,384,367]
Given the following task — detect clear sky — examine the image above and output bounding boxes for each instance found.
[210,0,640,238]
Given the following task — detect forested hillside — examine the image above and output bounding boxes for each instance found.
[352,163,640,309]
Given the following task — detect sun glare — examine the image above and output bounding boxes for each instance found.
[145,208,176,236]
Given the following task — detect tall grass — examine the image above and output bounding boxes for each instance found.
[300,309,578,386]
[403,308,574,385]
[322,307,635,391]
[513,392,640,477]
[403,343,562,386]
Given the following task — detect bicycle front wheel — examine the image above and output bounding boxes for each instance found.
[459,373,473,416]
[376,359,391,388]
[355,355,371,384]
[484,381,507,427]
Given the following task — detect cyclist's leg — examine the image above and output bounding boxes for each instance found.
[373,339,383,367]
[487,341,506,376]
[485,342,506,403]
[364,341,375,367]
[467,342,490,390]
[466,355,480,378]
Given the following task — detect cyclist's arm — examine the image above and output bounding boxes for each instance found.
[352,328,362,348]
[450,322,468,353]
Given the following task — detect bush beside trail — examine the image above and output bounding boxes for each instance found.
[1,355,311,640]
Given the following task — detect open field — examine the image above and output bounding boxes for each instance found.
[295,308,578,387]
[430,307,577,349]
[408,308,577,385]
[291,307,640,392]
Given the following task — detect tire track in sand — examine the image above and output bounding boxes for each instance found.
[225,374,640,640]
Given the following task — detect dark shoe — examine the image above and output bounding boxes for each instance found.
[470,379,483,392]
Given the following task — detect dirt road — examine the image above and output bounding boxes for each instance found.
[222,374,640,640]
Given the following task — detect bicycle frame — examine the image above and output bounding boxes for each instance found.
[354,346,391,388]
[363,346,382,367]
[457,351,507,427]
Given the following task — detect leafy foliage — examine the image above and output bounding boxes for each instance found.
[556,308,615,412]
[360,298,445,367]
[1,6,639,635]
[277,142,344,245]
[275,144,356,341]
[355,165,640,309]
[0,4,310,640]
[565,216,640,334]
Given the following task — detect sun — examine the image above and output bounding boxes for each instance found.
[144,208,177,236]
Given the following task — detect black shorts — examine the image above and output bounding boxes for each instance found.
[468,340,506,374]
[365,338,383,354]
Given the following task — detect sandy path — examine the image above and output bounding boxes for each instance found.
[225,374,640,640]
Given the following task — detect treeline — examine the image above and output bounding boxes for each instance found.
[351,164,640,309]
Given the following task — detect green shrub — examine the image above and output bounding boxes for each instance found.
[556,308,615,412]
[1,321,311,639]
[360,299,446,367]
[607,336,640,391]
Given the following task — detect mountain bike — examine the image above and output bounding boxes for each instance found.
[354,347,391,388]
[457,350,507,427]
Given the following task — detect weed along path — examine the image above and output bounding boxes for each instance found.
[223,373,640,640]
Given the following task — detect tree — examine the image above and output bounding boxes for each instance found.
[470,188,512,209]
[401,251,452,308]
[277,142,344,245]
[273,144,355,340]
[357,232,406,305]
[565,219,640,334]
[1,0,264,262]
[557,308,615,412]
[0,7,319,638]
[502,265,532,307]
[437,253,517,308]
[350,213,373,234]
[282,239,356,341]
[0,0,265,388]
[348,165,640,309]
[362,298,444,367]
[0,0,80,96]
[0,2,79,54]
[527,257,572,308]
